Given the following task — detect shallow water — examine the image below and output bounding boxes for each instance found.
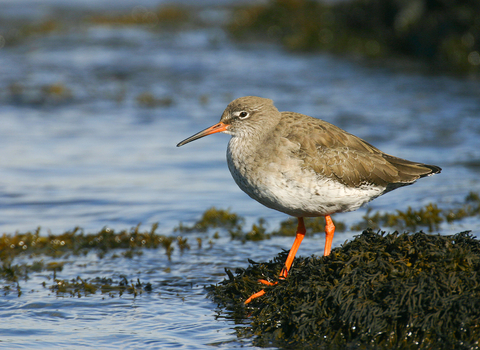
[1,1,480,348]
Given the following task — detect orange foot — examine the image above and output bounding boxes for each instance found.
[244,215,335,305]
[244,218,306,304]
[244,279,277,304]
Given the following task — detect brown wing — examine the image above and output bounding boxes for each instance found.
[278,112,441,189]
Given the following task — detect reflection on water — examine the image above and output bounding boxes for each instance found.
[1,1,480,349]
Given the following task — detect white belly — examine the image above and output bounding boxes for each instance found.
[227,139,384,217]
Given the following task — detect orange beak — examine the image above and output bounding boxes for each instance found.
[176,122,228,147]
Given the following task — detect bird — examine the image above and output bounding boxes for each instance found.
[176,96,441,304]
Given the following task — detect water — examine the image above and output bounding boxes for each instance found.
[1,1,480,348]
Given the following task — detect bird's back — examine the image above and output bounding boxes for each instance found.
[275,112,441,191]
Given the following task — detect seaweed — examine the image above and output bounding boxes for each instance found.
[173,192,480,240]
[2,1,479,74]
[227,0,480,75]
[271,217,346,237]
[7,82,74,106]
[49,276,152,298]
[208,230,480,349]
[0,224,189,296]
[136,92,174,108]
[174,207,244,234]
[86,5,190,28]
[1,19,61,48]
[353,192,480,232]
[0,224,183,261]
[1,192,479,306]
[173,207,346,241]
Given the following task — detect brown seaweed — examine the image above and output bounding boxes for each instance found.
[209,230,480,349]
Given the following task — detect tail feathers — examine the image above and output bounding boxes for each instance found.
[421,164,442,177]
[382,155,441,194]
[383,154,441,179]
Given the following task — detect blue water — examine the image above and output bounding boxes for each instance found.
[1,1,480,348]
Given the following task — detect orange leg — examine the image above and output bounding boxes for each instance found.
[324,215,335,256]
[279,217,306,279]
[245,218,306,304]
[244,216,335,304]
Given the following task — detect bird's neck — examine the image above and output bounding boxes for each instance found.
[227,133,259,162]
[226,117,281,171]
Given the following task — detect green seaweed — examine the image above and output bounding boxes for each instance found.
[0,223,191,296]
[173,206,347,241]
[227,0,480,75]
[353,192,480,232]
[136,92,174,108]
[86,5,190,28]
[0,5,190,50]
[0,224,181,261]
[271,216,346,237]
[2,1,479,75]
[174,193,479,240]
[208,230,480,349]
[174,207,244,233]
[1,19,61,48]
[49,276,152,298]
[7,82,74,106]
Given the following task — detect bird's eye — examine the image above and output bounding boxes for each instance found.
[239,111,249,119]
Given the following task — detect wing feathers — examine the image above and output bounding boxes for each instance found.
[278,112,441,189]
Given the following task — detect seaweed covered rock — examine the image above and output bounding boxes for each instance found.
[228,0,480,74]
[209,230,480,349]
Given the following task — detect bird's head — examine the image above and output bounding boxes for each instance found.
[177,96,279,147]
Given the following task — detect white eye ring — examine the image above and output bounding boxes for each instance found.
[238,111,249,119]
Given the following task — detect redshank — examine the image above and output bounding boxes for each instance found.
[177,96,441,304]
